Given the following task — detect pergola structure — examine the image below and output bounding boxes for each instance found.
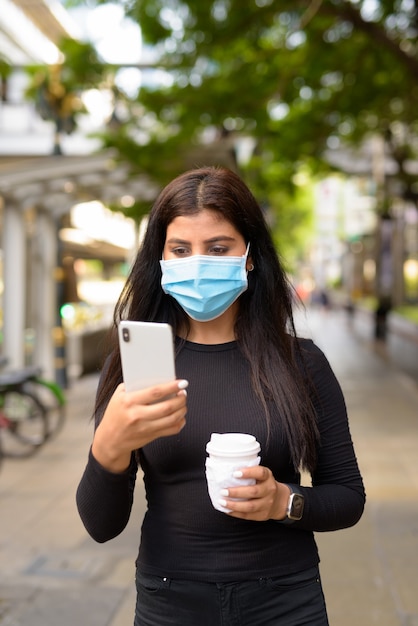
[0,143,238,382]
[0,152,156,378]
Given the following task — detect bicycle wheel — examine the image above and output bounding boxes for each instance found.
[0,389,48,457]
[24,379,66,440]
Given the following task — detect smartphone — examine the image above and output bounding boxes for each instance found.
[118,321,176,393]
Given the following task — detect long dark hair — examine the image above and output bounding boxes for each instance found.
[95,166,319,472]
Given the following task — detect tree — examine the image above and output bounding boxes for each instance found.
[86,3,416,171]
[65,0,418,262]
[25,38,106,154]
[0,56,11,102]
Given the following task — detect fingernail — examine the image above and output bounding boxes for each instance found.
[233,470,243,478]
[218,499,227,507]
[180,389,187,397]
[220,489,229,497]
[178,379,189,390]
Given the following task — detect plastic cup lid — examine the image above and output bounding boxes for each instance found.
[206,432,261,457]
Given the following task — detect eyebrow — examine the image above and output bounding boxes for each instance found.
[166,236,237,244]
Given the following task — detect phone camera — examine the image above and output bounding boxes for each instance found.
[122,328,130,342]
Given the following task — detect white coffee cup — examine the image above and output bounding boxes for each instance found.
[205,433,261,513]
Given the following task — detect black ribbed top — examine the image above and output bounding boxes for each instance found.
[76,338,365,582]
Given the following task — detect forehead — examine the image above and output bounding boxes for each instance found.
[165,209,239,238]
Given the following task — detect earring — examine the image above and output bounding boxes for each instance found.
[248,264,254,271]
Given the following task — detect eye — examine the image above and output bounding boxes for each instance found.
[209,245,228,255]
[171,246,190,256]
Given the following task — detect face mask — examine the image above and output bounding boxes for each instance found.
[160,245,250,322]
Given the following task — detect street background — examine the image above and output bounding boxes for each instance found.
[1,306,418,626]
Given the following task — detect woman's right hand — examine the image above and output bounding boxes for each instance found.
[91,379,188,473]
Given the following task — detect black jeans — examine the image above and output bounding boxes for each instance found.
[134,566,329,625]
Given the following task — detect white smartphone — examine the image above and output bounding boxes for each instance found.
[118,321,176,393]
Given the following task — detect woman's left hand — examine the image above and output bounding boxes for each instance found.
[219,465,291,522]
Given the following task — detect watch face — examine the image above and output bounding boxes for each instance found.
[288,493,304,520]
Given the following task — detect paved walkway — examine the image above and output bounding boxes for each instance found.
[0,308,417,626]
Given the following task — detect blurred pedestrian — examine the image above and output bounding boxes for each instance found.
[76,166,365,626]
[374,296,392,341]
[318,288,331,310]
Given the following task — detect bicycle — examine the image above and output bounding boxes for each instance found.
[0,366,66,460]
[23,370,67,440]
[0,368,49,458]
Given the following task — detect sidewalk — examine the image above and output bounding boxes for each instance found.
[0,373,139,626]
[298,308,418,626]
[1,308,418,626]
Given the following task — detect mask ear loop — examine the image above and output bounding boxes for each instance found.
[245,242,254,272]
[245,243,254,271]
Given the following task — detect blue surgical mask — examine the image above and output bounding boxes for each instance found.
[160,245,250,322]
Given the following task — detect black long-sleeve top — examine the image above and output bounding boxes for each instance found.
[76,338,365,582]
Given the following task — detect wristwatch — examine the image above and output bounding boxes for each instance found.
[278,484,305,524]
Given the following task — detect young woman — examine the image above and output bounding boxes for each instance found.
[76,166,365,625]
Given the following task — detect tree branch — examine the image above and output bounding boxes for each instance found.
[320,0,418,79]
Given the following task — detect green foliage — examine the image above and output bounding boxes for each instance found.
[243,158,315,269]
[394,306,418,324]
[0,56,11,79]
[124,0,418,167]
[61,0,418,232]
[24,38,105,134]
[105,195,155,222]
